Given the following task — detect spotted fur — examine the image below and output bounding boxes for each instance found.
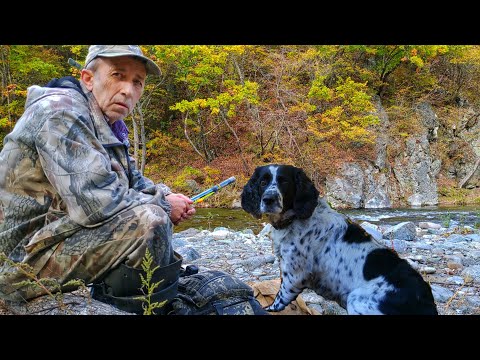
[241,164,438,315]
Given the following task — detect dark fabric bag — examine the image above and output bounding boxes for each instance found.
[168,269,269,315]
[90,253,183,315]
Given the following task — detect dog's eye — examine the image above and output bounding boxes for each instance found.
[260,180,268,187]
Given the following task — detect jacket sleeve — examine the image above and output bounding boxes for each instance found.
[129,157,173,197]
[35,109,170,227]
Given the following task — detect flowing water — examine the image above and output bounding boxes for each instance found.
[174,205,480,234]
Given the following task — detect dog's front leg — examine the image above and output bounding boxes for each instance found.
[265,273,304,312]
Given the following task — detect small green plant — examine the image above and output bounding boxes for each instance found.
[135,248,167,315]
[0,251,86,313]
[440,213,452,228]
[205,211,218,230]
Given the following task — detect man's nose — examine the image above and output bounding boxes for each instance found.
[120,81,135,97]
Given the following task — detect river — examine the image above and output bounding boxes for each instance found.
[174,205,480,234]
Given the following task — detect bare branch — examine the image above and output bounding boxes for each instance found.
[220,110,250,174]
[183,111,205,161]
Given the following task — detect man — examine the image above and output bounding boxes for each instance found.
[0,45,195,310]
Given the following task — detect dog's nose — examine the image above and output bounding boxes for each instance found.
[262,194,277,206]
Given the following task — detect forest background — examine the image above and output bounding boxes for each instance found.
[1,45,479,208]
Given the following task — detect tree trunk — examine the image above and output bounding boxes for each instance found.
[135,105,147,175]
[132,108,139,165]
[220,110,250,174]
[183,111,206,161]
[0,46,12,126]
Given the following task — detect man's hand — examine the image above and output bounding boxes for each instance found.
[165,193,196,225]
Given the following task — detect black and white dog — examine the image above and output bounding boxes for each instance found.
[241,164,438,315]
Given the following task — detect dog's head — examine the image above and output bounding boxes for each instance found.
[241,164,319,220]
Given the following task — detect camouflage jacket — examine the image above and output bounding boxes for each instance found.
[0,77,172,263]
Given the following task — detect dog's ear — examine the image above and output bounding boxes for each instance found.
[241,168,263,219]
[293,167,319,219]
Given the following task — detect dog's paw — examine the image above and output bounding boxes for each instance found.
[264,304,276,312]
[264,303,285,312]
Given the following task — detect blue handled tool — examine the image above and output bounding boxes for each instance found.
[191,176,236,203]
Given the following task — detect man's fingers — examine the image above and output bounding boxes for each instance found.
[179,194,193,203]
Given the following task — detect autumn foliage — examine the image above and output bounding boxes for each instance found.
[1,45,480,206]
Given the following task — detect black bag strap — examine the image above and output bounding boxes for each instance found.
[210,297,269,315]
[92,278,179,315]
[212,301,224,315]
[102,252,182,297]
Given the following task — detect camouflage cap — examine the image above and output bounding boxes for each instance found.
[85,45,161,76]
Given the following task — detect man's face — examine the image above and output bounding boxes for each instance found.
[83,56,147,122]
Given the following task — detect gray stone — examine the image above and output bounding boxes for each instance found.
[175,246,201,262]
[251,268,266,276]
[241,228,255,235]
[393,133,439,206]
[322,300,348,315]
[446,234,469,243]
[174,228,201,237]
[231,199,242,209]
[306,303,324,315]
[469,250,480,259]
[466,234,480,242]
[445,255,464,265]
[363,168,391,208]
[461,265,480,284]
[325,163,364,209]
[239,255,276,270]
[361,222,383,241]
[466,296,480,307]
[300,289,324,304]
[412,242,433,250]
[384,221,416,241]
[419,221,441,229]
[430,284,454,303]
[172,237,189,248]
[446,276,465,285]
[382,239,408,253]
[419,266,436,274]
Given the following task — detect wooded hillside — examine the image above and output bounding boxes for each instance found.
[1,45,479,207]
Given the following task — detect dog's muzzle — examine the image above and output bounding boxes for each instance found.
[260,192,283,214]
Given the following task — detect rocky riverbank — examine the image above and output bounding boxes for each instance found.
[173,219,480,315]
[2,216,478,315]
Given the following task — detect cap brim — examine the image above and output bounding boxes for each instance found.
[97,52,161,76]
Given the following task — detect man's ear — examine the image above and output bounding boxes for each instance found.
[81,69,94,91]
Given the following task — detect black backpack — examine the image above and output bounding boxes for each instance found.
[169,269,269,315]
